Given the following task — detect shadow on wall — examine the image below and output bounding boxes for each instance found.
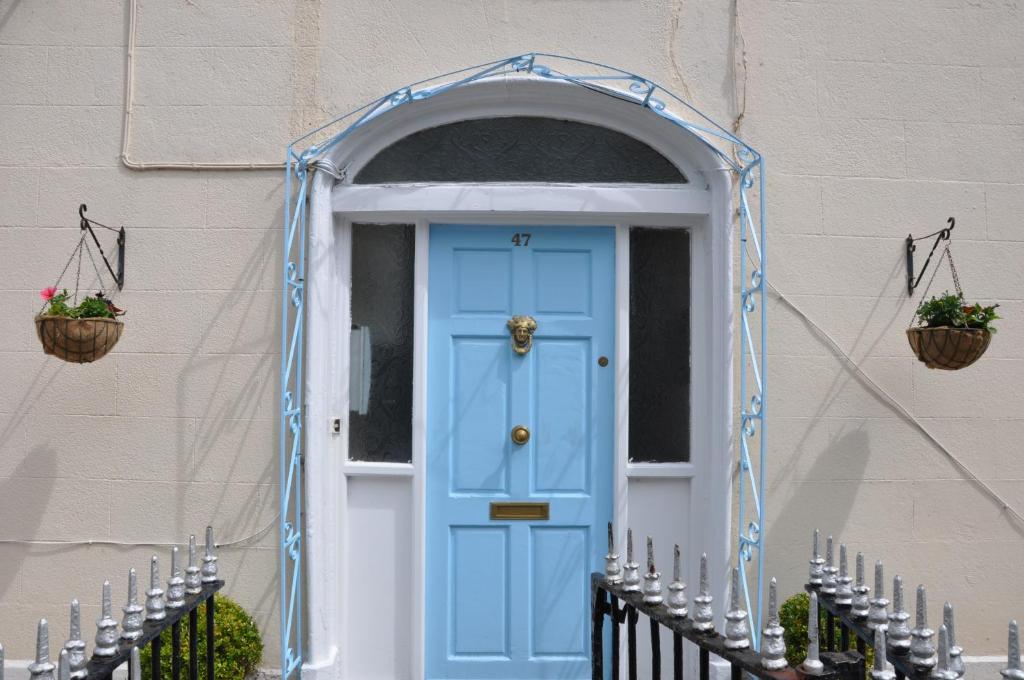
[0,444,55,599]
[181,221,281,621]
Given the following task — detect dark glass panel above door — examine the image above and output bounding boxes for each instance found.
[349,223,415,463]
[629,227,691,463]
[354,116,688,184]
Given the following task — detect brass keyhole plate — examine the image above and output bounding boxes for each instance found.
[511,425,530,445]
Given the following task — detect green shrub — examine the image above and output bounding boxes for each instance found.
[141,594,263,680]
[778,592,873,670]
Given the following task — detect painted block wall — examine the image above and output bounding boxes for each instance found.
[1,0,1022,667]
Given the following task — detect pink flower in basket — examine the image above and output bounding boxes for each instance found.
[40,286,58,301]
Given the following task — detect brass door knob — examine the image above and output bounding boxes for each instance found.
[510,425,530,445]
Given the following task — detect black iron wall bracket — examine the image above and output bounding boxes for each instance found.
[905,217,954,296]
[79,204,125,290]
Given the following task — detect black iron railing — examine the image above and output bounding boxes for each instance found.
[592,574,865,680]
[86,580,223,680]
[811,584,933,680]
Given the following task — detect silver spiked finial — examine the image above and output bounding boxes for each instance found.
[166,546,186,609]
[760,578,787,669]
[642,536,663,605]
[724,567,750,650]
[94,581,119,657]
[835,544,854,606]
[944,603,964,677]
[931,625,957,680]
[145,556,167,622]
[621,529,640,593]
[692,553,714,632]
[185,535,202,595]
[868,560,890,631]
[852,553,870,619]
[121,568,144,641]
[201,526,218,584]
[1001,621,1024,680]
[821,535,837,596]
[871,627,895,680]
[57,650,69,680]
[604,523,622,586]
[64,600,87,679]
[666,544,687,618]
[129,646,142,680]
[809,529,825,586]
[801,592,824,675]
[28,619,55,680]
[910,584,937,669]
[888,575,912,652]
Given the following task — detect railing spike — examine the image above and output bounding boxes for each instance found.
[692,553,714,632]
[760,577,787,669]
[888,575,912,652]
[121,568,144,641]
[1,640,5,680]
[835,544,853,606]
[932,624,957,680]
[93,581,119,657]
[852,552,870,619]
[167,545,186,609]
[944,603,964,678]
[642,536,663,605]
[666,544,687,618]
[1002,620,1024,680]
[868,561,890,630]
[28,619,55,680]
[145,555,167,622]
[809,528,825,586]
[621,528,640,593]
[801,591,824,675]
[910,584,937,669]
[724,567,750,650]
[821,535,837,596]
[57,650,69,680]
[185,534,203,594]
[872,626,895,680]
[202,526,219,584]
[64,600,87,679]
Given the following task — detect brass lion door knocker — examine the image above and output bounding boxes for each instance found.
[507,315,537,355]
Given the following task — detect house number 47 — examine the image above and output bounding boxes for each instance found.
[511,233,532,246]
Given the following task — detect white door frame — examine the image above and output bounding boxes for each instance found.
[301,76,734,680]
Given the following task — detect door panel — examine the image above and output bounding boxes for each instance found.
[427,224,614,680]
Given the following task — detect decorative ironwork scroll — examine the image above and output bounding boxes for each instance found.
[281,53,768,676]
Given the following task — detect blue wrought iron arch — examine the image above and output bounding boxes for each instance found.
[280,53,767,678]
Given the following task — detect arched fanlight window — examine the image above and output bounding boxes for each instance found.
[354,116,688,184]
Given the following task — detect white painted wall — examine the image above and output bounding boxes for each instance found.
[1,0,1023,670]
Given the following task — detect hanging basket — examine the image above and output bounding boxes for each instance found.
[906,326,991,370]
[34,315,124,363]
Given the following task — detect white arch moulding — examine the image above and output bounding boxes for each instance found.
[281,53,767,680]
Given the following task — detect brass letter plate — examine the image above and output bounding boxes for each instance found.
[489,502,550,521]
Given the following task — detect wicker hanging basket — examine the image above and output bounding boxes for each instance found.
[906,326,991,370]
[34,315,124,363]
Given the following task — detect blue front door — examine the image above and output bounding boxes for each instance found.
[426,224,615,680]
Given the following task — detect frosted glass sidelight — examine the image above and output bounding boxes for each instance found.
[629,227,691,463]
[349,223,415,463]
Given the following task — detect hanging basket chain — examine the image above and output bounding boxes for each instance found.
[947,244,964,299]
[84,238,113,299]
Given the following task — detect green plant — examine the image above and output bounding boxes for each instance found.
[915,291,999,333]
[778,592,873,670]
[140,594,263,680]
[38,288,116,319]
